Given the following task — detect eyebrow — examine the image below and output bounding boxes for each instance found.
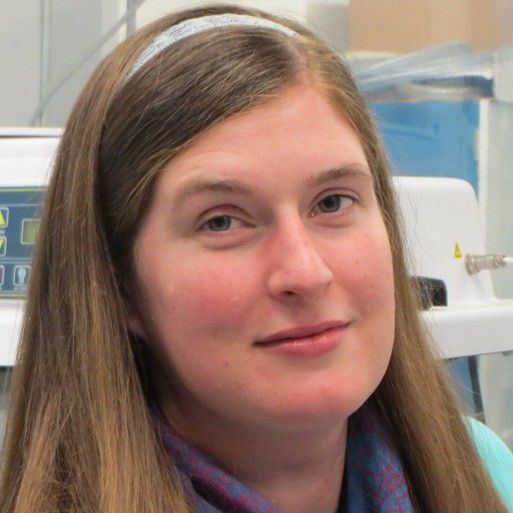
[173,164,372,205]
[304,165,372,188]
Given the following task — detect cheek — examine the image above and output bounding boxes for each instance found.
[340,227,395,310]
[337,226,396,372]
[147,254,258,334]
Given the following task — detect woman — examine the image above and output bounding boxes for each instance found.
[1,4,511,513]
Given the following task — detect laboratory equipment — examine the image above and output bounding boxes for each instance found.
[395,176,513,359]
[0,128,59,365]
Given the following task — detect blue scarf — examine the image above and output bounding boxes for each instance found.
[156,404,415,513]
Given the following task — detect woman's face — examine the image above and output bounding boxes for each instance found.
[130,83,395,433]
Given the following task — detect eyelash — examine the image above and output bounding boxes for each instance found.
[199,193,355,233]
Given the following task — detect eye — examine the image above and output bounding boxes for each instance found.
[200,215,244,232]
[313,194,354,215]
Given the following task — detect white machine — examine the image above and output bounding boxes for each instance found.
[395,176,513,358]
[395,176,513,447]
[0,128,59,366]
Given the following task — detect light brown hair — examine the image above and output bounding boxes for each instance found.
[0,4,508,513]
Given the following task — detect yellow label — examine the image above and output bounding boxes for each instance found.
[454,243,462,258]
[0,210,5,227]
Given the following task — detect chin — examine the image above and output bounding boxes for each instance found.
[258,381,375,429]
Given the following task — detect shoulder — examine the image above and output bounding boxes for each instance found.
[466,417,513,511]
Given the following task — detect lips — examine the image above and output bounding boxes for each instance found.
[256,320,349,345]
[255,321,349,357]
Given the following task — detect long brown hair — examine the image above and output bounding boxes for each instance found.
[0,4,508,513]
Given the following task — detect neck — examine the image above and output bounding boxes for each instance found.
[161,397,347,513]
[240,422,347,513]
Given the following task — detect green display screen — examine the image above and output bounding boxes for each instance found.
[22,219,41,245]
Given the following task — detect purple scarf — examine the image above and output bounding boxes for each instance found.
[155,404,415,513]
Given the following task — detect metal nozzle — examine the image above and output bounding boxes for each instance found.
[465,254,506,275]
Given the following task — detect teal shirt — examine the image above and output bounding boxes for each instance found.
[467,417,513,511]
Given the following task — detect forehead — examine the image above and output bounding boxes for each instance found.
[158,83,369,195]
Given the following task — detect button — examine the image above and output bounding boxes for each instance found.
[0,236,6,257]
[0,208,8,229]
[21,218,41,245]
[14,265,30,286]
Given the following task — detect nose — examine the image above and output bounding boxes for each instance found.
[266,219,334,301]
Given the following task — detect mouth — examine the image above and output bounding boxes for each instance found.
[254,321,349,357]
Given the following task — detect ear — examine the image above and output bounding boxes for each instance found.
[126,311,147,339]
[123,295,148,339]
[120,273,148,339]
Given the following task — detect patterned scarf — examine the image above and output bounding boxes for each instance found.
[155,404,415,513]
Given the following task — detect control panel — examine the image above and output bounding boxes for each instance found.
[0,188,43,298]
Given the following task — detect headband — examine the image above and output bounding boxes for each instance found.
[127,14,298,79]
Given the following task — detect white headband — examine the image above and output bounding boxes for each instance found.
[127,14,298,79]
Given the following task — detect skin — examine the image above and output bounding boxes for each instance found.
[130,83,395,513]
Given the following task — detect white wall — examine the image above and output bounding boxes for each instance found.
[0,0,124,127]
[39,0,123,126]
[0,0,42,126]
